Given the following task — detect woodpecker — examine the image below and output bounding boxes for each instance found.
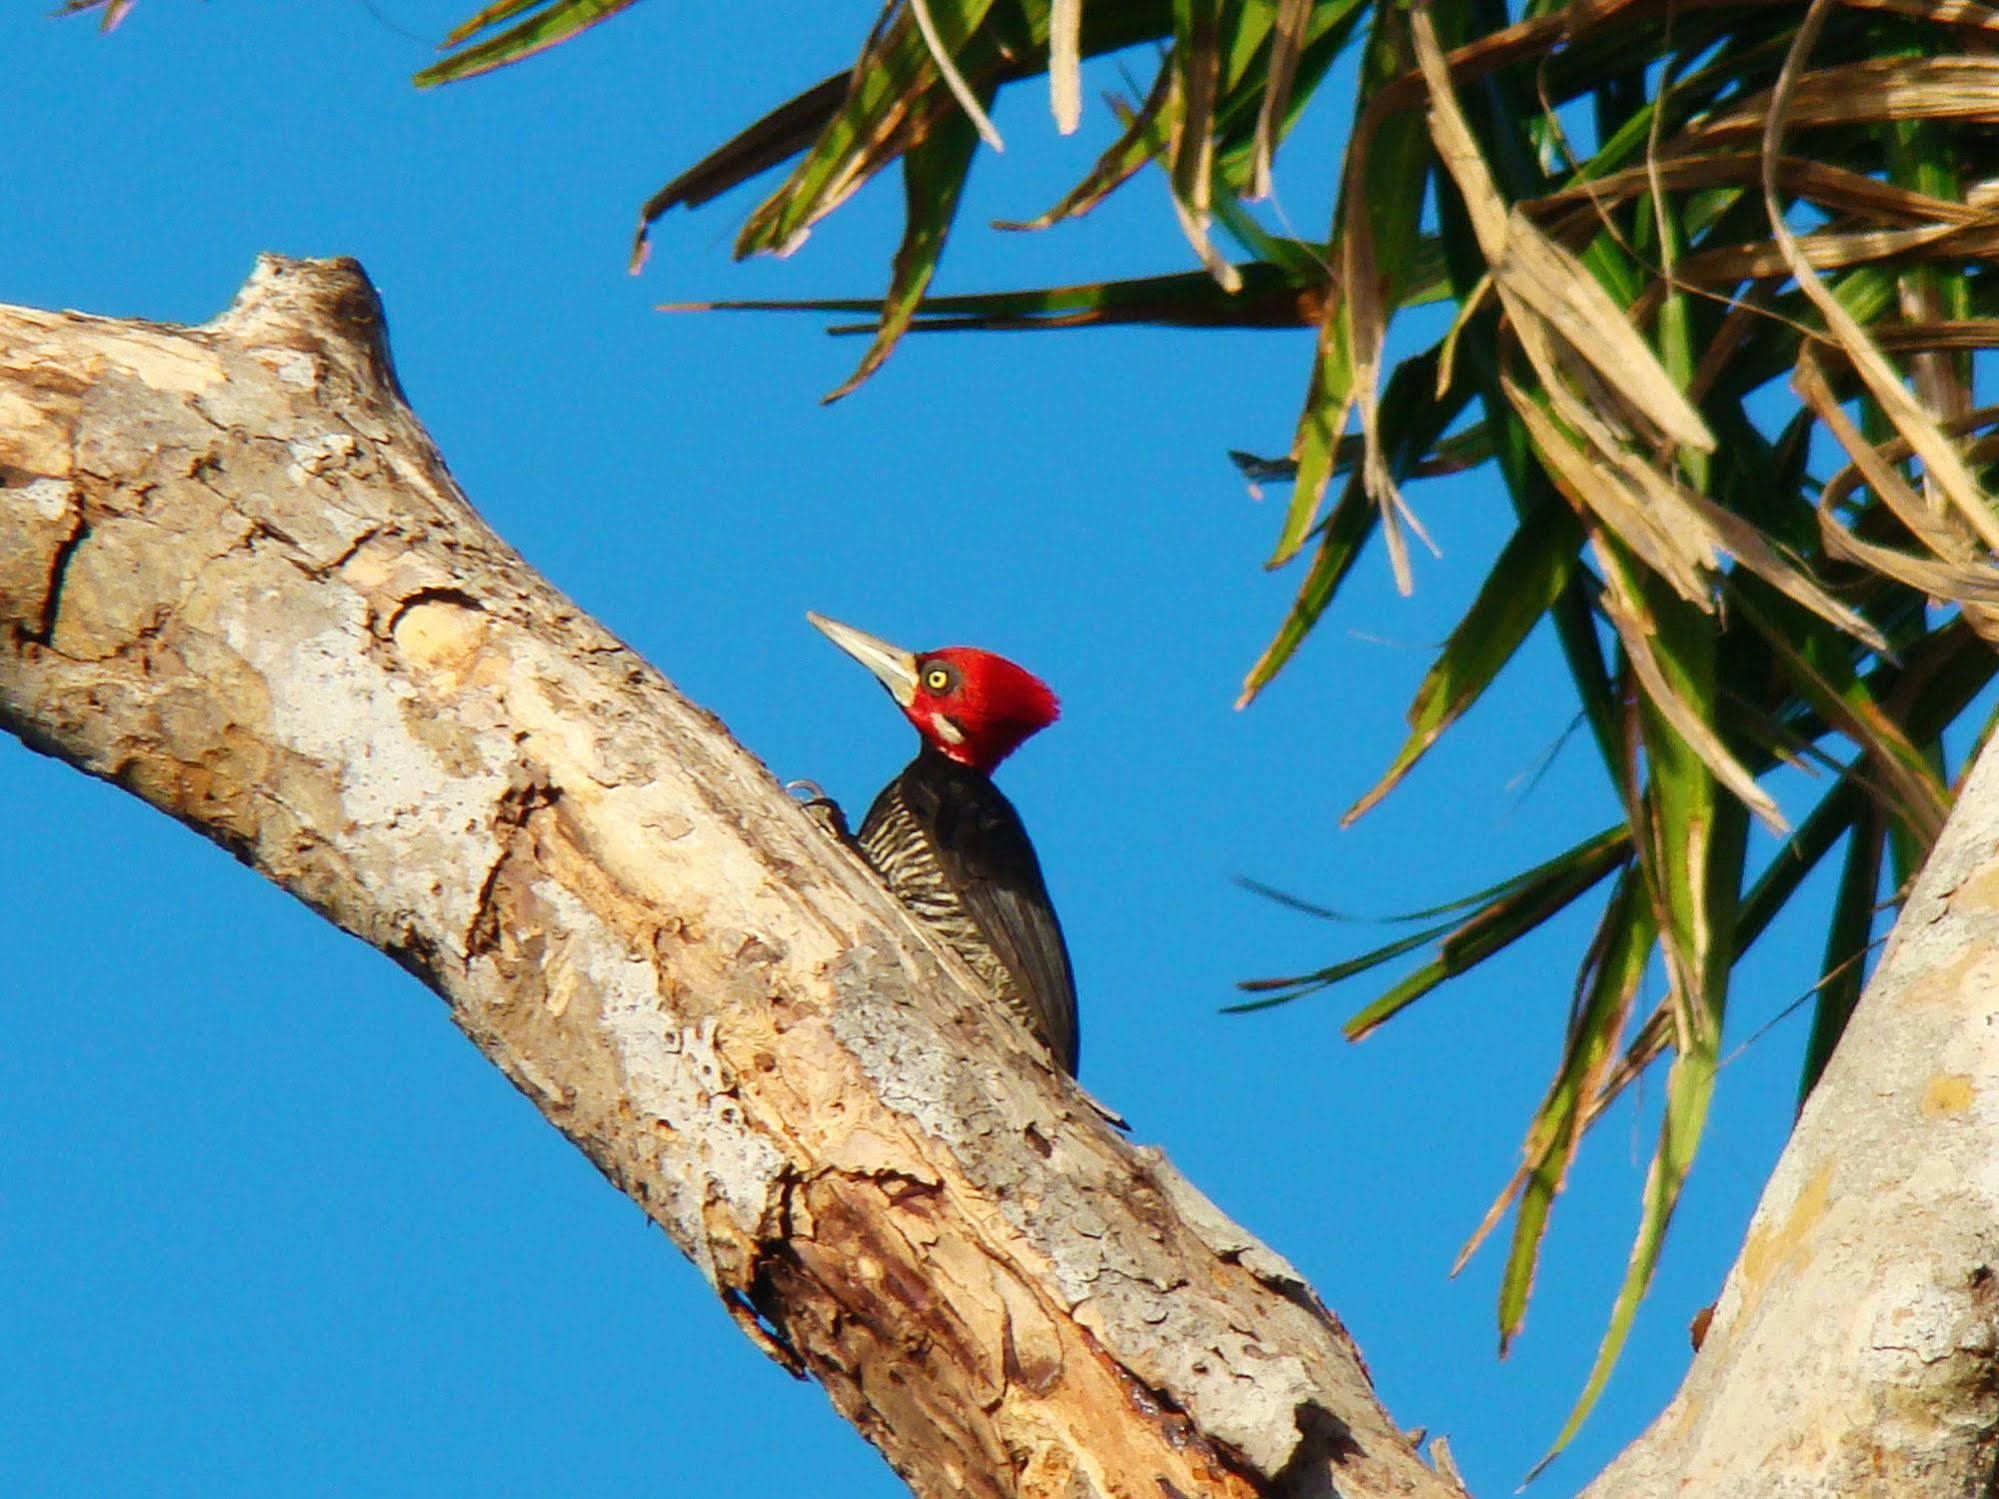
[807,612,1079,1074]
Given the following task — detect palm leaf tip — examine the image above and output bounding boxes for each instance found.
[628,73,853,273]
[417,0,643,88]
[58,0,134,28]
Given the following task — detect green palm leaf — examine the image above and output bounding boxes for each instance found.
[417,0,641,87]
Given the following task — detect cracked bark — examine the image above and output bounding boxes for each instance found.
[0,257,1463,1499]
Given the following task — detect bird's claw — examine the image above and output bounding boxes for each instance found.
[786,779,853,842]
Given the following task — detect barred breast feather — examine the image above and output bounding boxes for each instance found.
[856,746,1079,1074]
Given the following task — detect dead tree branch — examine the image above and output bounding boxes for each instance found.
[0,255,1460,1499]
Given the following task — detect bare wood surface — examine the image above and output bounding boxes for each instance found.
[0,255,1461,1499]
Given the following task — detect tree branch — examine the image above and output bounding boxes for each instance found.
[0,256,1461,1499]
[1583,732,1999,1496]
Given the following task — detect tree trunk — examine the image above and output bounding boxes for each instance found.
[0,256,1462,1499]
[1580,747,1999,1495]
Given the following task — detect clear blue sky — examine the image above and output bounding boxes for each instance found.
[5,6,1830,1494]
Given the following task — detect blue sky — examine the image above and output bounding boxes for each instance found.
[4,5,1835,1494]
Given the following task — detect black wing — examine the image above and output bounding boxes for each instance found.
[860,750,1079,1073]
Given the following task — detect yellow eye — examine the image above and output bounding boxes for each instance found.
[924,667,952,693]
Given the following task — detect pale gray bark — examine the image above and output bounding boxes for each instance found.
[1582,741,1999,1498]
[0,256,1462,1499]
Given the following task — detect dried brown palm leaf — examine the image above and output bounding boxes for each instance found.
[1048,0,1082,134]
[1534,154,1989,243]
[1595,547,1786,832]
[1505,380,1706,601]
[1251,0,1314,198]
[1411,4,1713,455]
[1703,55,1999,145]
[1678,219,1999,286]
[1765,13,1999,557]
[1796,355,1992,566]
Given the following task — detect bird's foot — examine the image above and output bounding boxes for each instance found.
[786,779,854,843]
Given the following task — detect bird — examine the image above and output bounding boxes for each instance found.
[806,612,1079,1075]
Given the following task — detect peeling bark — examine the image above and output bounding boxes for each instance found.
[0,257,1462,1499]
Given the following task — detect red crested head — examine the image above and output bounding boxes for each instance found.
[808,614,1060,775]
[905,645,1060,772]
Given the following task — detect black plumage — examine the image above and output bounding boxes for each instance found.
[856,744,1079,1074]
